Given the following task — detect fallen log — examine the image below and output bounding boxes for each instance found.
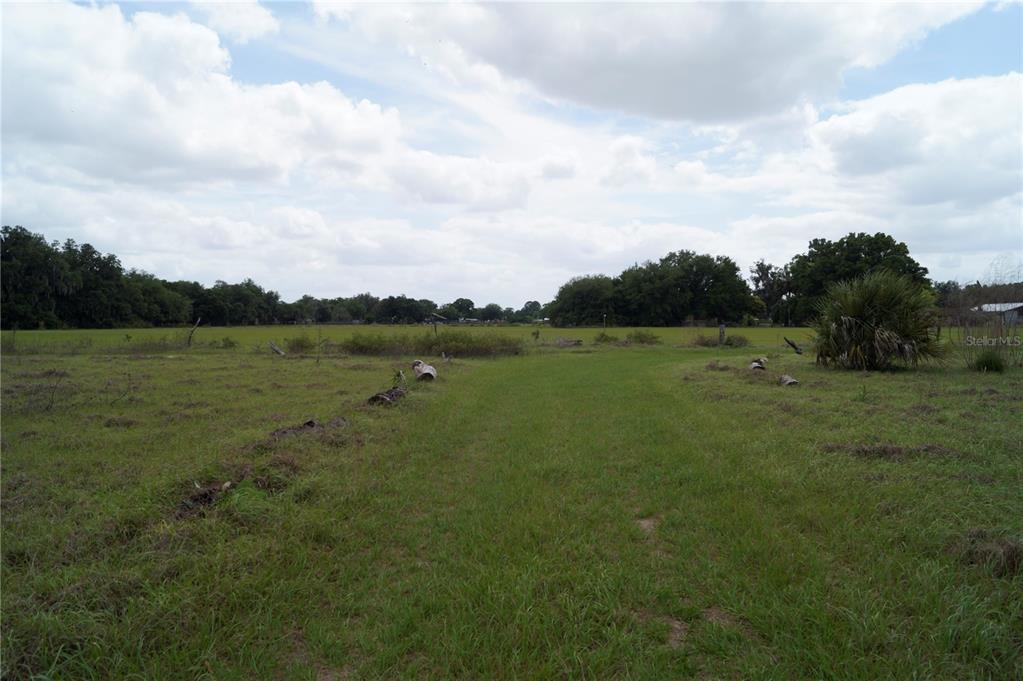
[784,337,803,355]
[412,359,437,381]
[368,387,407,405]
[269,341,286,356]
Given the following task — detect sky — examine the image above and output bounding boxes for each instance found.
[2,1,1021,307]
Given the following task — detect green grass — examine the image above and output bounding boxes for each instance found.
[0,324,810,355]
[2,330,1020,679]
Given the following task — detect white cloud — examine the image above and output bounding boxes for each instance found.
[539,153,578,180]
[2,3,396,186]
[2,1,1019,306]
[318,2,983,122]
[813,74,1022,207]
[1,1,531,212]
[189,1,279,44]
[388,150,531,211]
[602,137,658,187]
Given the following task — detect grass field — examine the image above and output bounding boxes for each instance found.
[2,328,1021,679]
[0,324,812,355]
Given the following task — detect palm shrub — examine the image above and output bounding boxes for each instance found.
[812,270,943,370]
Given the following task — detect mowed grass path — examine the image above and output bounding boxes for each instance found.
[2,341,1021,679]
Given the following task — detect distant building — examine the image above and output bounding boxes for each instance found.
[974,302,1023,326]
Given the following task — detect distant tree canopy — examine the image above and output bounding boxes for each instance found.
[750,232,930,326]
[0,226,546,329]
[1,226,193,329]
[547,251,757,326]
[1,225,957,330]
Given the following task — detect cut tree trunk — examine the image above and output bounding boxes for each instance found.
[412,360,437,381]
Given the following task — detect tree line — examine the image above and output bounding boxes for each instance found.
[547,232,934,326]
[2,225,1012,330]
[0,226,544,329]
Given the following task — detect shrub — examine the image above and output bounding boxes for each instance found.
[970,348,1006,373]
[812,271,943,370]
[691,332,746,348]
[625,330,661,345]
[593,332,620,344]
[416,331,523,357]
[340,331,522,358]
[218,336,239,349]
[341,333,405,356]
[955,322,1021,371]
[285,334,316,354]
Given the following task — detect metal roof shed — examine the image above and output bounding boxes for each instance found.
[974,302,1023,325]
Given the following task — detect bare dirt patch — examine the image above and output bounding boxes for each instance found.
[953,473,995,486]
[636,517,660,535]
[270,419,322,438]
[282,630,353,681]
[704,360,732,372]
[176,482,231,519]
[14,369,69,379]
[956,529,1022,578]
[103,416,137,428]
[821,442,961,461]
[1,472,32,512]
[634,609,689,649]
[174,400,209,409]
[270,417,348,440]
[702,606,757,640]
[268,452,301,476]
[665,617,688,648]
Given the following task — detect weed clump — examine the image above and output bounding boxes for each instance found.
[284,334,317,354]
[593,332,620,344]
[625,330,660,345]
[341,331,522,358]
[723,334,749,347]
[693,333,746,347]
[969,348,1005,373]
